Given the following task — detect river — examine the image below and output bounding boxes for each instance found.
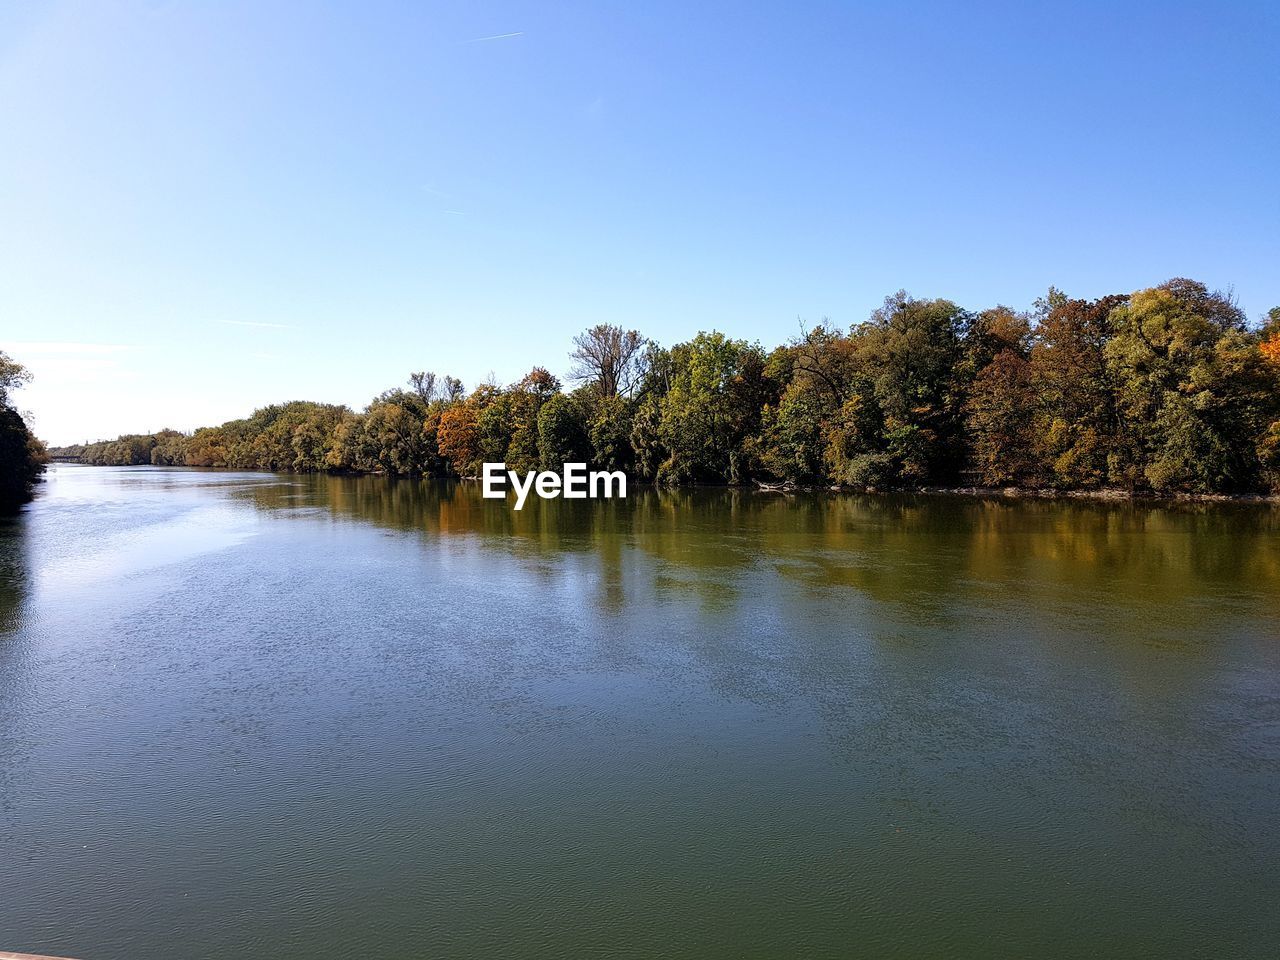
[1,465,1278,959]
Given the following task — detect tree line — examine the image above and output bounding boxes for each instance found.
[49,279,1280,497]
[0,351,48,514]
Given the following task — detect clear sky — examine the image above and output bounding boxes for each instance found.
[2,0,1277,445]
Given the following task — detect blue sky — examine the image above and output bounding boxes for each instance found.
[2,0,1277,445]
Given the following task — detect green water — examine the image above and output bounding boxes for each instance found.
[1,465,1278,959]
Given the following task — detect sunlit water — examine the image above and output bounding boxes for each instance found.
[1,465,1278,959]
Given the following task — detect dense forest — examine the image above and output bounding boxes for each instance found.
[50,279,1280,497]
[0,351,49,514]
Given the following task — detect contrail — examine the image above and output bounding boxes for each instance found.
[466,31,523,43]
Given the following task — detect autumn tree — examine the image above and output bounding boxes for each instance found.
[1105,280,1268,493]
[1259,308,1280,491]
[820,375,891,487]
[184,426,230,467]
[45,281,1280,496]
[437,404,480,477]
[1260,307,1280,368]
[966,350,1038,485]
[150,429,191,466]
[1029,291,1127,488]
[789,322,858,406]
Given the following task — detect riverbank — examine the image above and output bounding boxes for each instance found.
[42,462,1280,506]
[912,485,1278,504]
[755,479,1280,504]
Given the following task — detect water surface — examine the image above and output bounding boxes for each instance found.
[2,466,1278,959]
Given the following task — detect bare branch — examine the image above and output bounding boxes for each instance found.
[569,324,648,397]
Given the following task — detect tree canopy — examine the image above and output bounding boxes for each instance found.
[47,279,1280,498]
[0,351,48,513]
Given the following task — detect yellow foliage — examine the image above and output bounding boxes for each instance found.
[1260,334,1280,367]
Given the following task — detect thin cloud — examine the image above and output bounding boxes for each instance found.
[465,31,523,43]
[216,319,298,329]
[443,209,466,216]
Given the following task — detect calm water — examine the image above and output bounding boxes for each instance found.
[1,466,1278,959]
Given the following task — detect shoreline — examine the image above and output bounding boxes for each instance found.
[45,462,1280,505]
[910,485,1278,505]
[756,480,1280,504]
[757,482,1280,504]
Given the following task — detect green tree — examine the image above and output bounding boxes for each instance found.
[851,292,969,483]
[755,385,827,482]
[39,284,1280,497]
[150,429,191,466]
[363,400,429,475]
[505,368,561,472]
[0,351,47,512]
[537,392,590,467]
[587,393,635,473]
[1105,280,1264,492]
[644,332,769,484]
